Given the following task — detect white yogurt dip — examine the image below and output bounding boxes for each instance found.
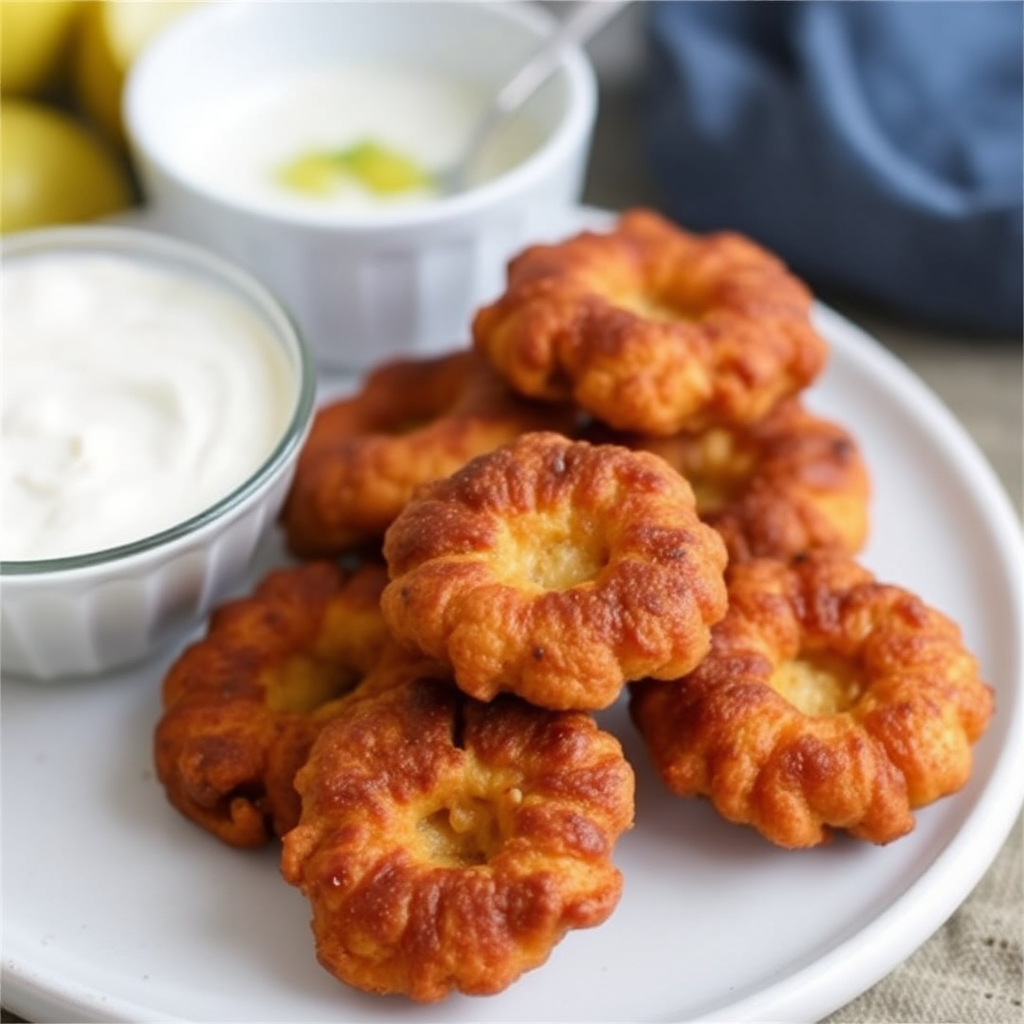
[181,62,544,211]
[2,252,295,561]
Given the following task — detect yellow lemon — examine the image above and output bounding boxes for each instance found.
[1,98,135,234]
[73,0,198,148]
[0,0,80,96]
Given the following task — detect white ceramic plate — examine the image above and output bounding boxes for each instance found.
[3,217,1022,1024]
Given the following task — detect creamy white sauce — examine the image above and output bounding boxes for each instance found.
[2,253,295,561]
[182,63,544,210]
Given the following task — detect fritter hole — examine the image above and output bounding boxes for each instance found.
[502,511,610,592]
[615,286,704,324]
[265,657,361,714]
[417,798,503,867]
[769,650,865,716]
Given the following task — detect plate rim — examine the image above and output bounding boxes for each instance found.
[705,302,1024,1022]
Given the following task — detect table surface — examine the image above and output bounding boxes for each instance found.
[4,17,1021,1024]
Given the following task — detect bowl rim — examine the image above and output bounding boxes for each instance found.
[122,0,598,230]
[0,225,317,579]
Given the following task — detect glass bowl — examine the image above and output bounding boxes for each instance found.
[1,226,316,680]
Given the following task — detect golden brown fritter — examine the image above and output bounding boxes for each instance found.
[154,560,399,847]
[280,676,635,1002]
[381,432,729,711]
[472,209,828,436]
[280,349,576,558]
[630,555,994,848]
[584,399,870,563]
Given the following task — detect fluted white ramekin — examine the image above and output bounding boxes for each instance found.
[123,0,597,372]
[1,227,316,681]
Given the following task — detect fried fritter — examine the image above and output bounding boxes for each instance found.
[154,560,398,847]
[585,399,870,563]
[280,350,576,558]
[280,676,635,1002]
[472,209,828,436]
[630,555,994,848]
[381,432,729,711]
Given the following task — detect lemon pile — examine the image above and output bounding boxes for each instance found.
[1,0,195,234]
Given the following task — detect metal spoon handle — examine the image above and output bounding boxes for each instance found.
[493,1,632,116]
[453,0,632,186]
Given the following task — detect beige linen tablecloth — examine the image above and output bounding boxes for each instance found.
[828,815,1023,1023]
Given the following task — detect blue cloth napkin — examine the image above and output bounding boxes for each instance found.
[643,1,1023,334]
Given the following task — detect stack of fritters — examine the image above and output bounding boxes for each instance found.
[153,208,993,1004]
[380,430,729,712]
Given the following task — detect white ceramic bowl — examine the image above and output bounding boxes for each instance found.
[1,227,316,681]
[123,0,597,373]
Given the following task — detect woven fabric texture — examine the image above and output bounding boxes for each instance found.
[827,812,1023,1023]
